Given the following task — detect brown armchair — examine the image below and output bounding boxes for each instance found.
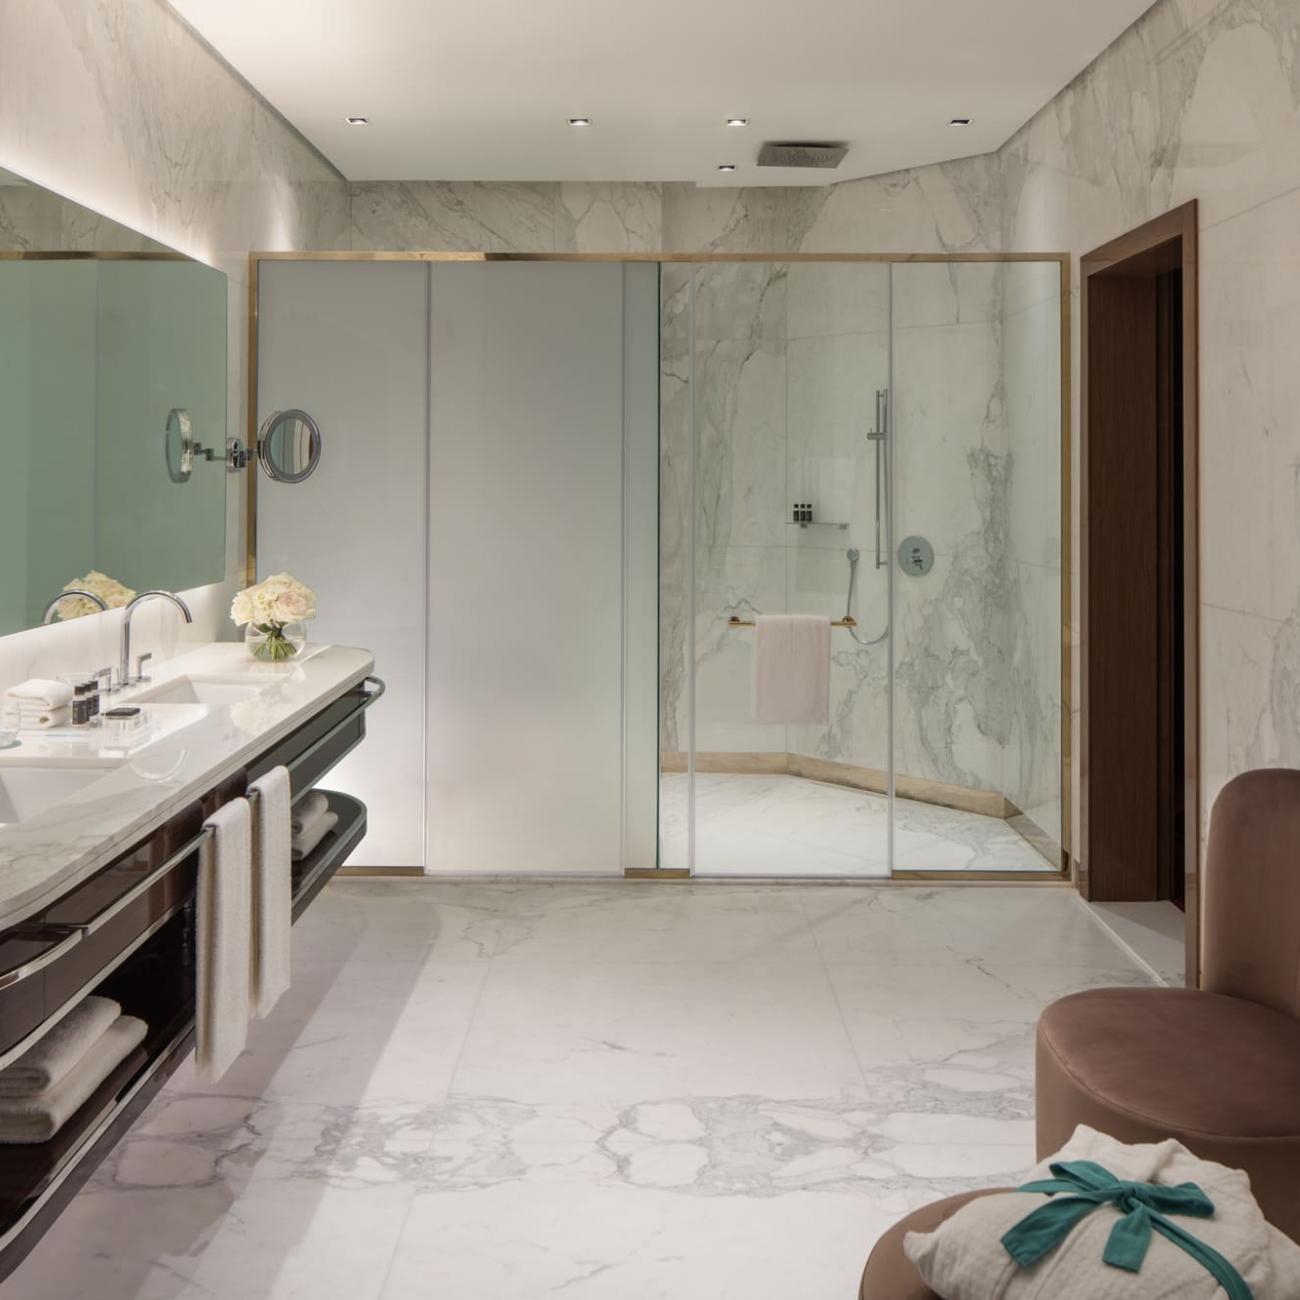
[1037,767,1300,1242]
[861,769,1300,1298]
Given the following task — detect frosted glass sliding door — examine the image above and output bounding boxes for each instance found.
[256,260,430,867]
[426,262,658,874]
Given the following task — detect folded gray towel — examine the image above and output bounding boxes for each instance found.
[291,791,330,835]
[0,1015,147,1144]
[292,809,338,861]
[0,996,121,1097]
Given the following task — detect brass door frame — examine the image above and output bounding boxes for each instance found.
[246,250,1072,883]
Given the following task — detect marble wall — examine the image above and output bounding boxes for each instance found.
[0,0,348,691]
[999,0,1300,852]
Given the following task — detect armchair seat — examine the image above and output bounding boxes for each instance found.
[1037,986,1300,1241]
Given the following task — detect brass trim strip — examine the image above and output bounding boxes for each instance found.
[247,250,1073,884]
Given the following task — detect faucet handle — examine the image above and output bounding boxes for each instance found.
[94,666,116,695]
[135,652,154,684]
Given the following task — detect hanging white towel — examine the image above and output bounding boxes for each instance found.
[754,614,831,725]
[196,798,252,1082]
[248,767,292,1020]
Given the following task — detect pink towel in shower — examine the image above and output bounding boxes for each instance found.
[754,614,831,725]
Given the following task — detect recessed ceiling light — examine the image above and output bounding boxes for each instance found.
[717,164,737,173]
[568,117,591,127]
[726,118,749,127]
[345,116,369,126]
[950,117,972,126]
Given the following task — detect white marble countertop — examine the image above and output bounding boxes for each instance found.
[0,642,374,931]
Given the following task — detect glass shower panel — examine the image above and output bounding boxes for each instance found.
[676,260,894,877]
[888,261,1063,873]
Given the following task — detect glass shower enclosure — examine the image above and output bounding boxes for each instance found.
[658,256,1066,878]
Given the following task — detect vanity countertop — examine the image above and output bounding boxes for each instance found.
[0,642,373,930]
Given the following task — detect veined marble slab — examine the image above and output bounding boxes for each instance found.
[0,642,373,930]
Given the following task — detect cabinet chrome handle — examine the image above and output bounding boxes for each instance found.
[0,926,83,991]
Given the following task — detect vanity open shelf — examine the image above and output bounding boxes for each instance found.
[0,654,380,1281]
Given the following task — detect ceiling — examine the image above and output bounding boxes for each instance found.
[171,0,1154,186]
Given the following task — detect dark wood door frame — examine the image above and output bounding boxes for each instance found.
[1081,200,1199,986]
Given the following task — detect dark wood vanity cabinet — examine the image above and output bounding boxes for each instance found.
[0,674,382,1280]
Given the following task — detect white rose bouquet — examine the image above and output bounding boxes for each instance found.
[230,572,317,662]
[56,571,136,620]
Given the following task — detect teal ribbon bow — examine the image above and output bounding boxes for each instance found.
[1001,1159,1254,1300]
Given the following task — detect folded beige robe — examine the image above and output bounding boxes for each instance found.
[905,1125,1300,1299]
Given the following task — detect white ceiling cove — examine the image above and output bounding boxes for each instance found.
[171,0,1155,185]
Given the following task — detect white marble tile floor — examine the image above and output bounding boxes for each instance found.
[6,879,1153,1300]
[661,772,1056,876]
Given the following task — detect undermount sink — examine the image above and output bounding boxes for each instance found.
[0,766,113,825]
[129,677,266,707]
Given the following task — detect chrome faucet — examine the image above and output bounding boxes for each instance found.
[117,590,193,690]
[42,589,108,624]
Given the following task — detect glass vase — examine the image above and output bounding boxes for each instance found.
[244,620,307,663]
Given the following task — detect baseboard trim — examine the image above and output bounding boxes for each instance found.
[660,751,1013,819]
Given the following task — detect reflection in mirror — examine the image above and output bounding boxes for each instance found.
[0,166,227,635]
[259,409,322,483]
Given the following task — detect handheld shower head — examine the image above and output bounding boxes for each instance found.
[847,548,860,564]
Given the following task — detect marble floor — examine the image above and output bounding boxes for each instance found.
[7,879,1154,1300]
[660,773,1055,875]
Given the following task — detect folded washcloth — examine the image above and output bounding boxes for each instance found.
[0,996,121,1097]
[0,1014,147,1144]
[292,809,338,861]
[2,704,72,731]
[290,791,330,835]
[4,679,74,709]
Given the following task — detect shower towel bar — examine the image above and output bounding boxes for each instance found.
[727,615,857,629]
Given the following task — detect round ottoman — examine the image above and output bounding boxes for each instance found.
[1036,986,1300,1243]
[859,1189,1006,1299]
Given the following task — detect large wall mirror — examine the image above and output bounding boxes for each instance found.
[0,166,227,635]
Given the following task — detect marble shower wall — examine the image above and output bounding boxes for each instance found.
[0,0,349,691]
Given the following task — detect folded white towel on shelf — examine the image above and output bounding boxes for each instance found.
[249,766,292,1020]
[4,679,73,709]
[292,809,338,861]
[0,996,121,1097]
[196,798,252,1083]
[0,1014,146,1145]
[290,790,330,835]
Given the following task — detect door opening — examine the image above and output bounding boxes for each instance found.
[1081,202,1199,983]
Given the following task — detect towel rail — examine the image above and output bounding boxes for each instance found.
[727,615,857,629]
[282,674,385,780]
[0,926,85,992]
[74,827,215,938]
